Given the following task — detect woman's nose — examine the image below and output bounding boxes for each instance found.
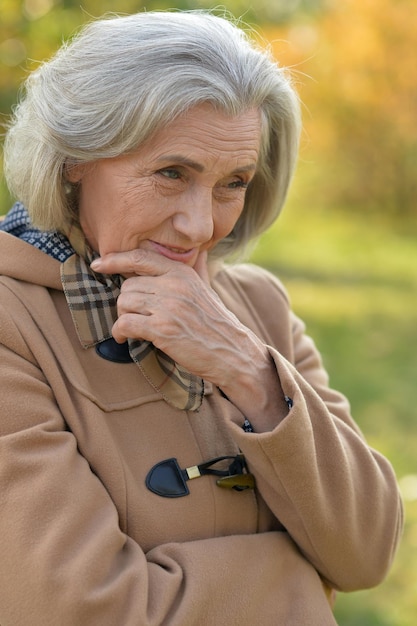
[172,189,214,243]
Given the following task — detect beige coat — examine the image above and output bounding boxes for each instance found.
[0,231,402,625]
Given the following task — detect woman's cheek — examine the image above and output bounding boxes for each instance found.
[216,202,245,238]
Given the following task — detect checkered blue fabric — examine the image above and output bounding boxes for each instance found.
[0,202,74,262]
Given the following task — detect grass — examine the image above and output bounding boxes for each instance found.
[250,199,417,625]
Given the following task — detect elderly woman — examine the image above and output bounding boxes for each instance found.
[0,10,402,626]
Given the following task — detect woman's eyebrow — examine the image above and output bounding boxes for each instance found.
[155,155,257,175]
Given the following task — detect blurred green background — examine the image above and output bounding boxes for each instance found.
[1,0,416,623]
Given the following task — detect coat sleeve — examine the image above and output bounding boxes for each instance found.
[222,269,403,592]
[0,296,337,626]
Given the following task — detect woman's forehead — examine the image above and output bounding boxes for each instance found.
[136,104,262,168]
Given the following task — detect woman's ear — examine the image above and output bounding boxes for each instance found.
[64,162,88,183]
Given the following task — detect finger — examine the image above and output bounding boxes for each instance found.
[90,248,175,277]
[193,250,210,285]
[116,288,154,315]
[111,313,147,344]
[117,271,159,295]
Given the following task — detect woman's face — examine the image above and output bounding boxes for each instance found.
[71,104,261,266]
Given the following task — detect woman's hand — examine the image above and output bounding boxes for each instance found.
[91,249,260,383]
[90,249,283,426]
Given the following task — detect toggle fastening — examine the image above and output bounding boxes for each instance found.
[146,453,255,498]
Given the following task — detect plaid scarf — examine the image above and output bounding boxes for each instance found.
[60,224,204,411]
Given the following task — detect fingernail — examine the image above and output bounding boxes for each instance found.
[90,258,102,270]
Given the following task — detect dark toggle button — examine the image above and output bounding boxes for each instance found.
[146,458,190,498]
[96,338,132,363]
[146,453,255,498]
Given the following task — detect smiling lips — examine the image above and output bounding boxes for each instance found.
[149,240,197,263]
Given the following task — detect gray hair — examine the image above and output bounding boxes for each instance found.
[4,10,301,259]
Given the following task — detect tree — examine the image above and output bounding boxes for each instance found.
[266,0,417,221]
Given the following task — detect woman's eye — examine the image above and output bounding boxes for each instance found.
[227,179,249,190]
[158,168,181,180]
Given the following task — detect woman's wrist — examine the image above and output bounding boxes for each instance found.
[217,344,287,431]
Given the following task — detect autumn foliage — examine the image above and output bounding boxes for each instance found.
[263,0,417,221]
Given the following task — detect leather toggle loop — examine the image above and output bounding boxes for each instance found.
[146,453,255,498]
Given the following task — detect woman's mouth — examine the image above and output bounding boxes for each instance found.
[149,241,197,263]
